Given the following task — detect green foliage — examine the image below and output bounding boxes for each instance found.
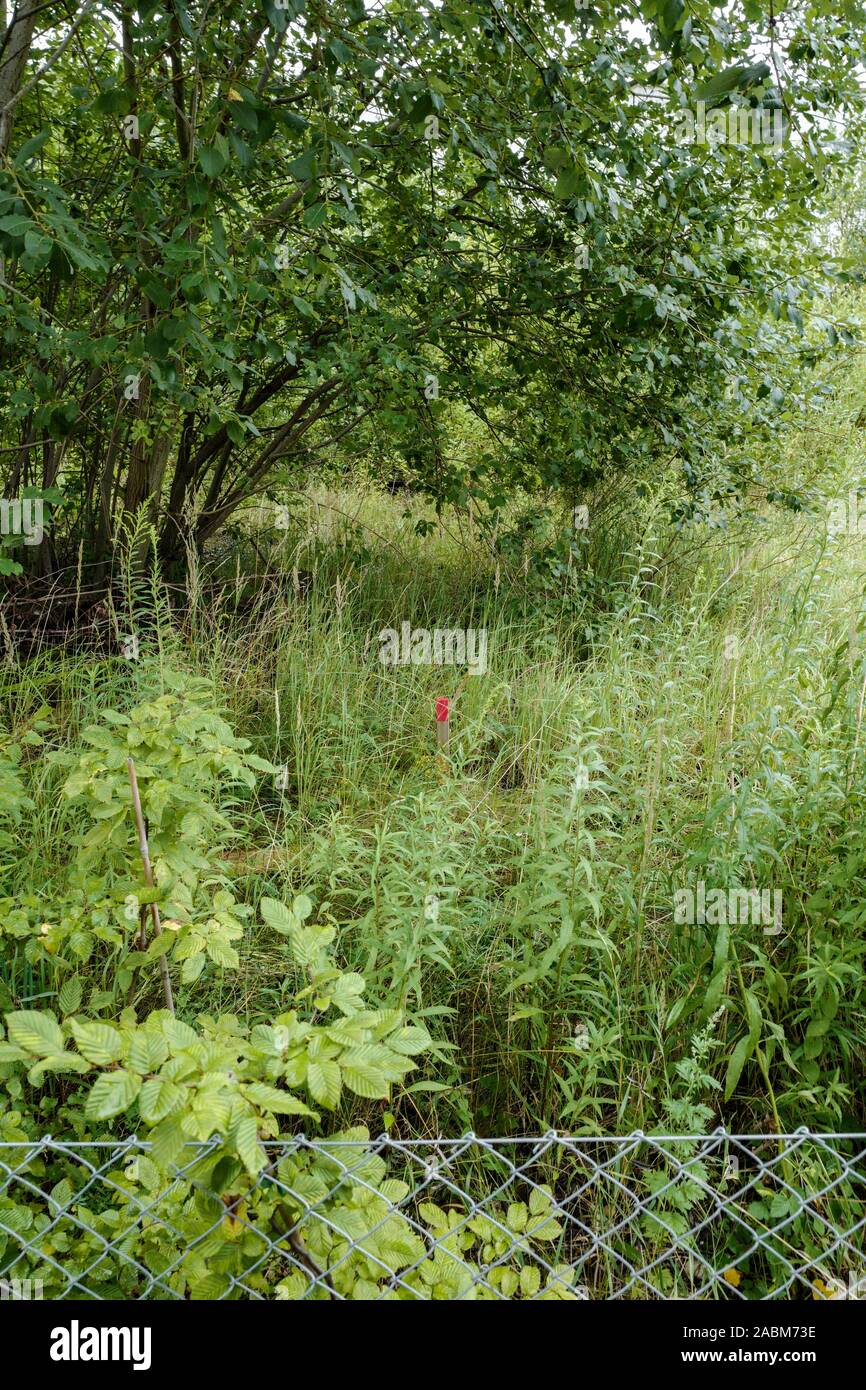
[0,732,32,883]
[57,668,271,884]
[0,922,427,1163]
[0,668,443,1296]
[0,670,273,1000]
[1,0,866,1306]
[0,2,862,573]
[0,1119,583,1300]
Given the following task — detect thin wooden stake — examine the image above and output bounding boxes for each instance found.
[127,756,175,1015]
[435,697,450,757]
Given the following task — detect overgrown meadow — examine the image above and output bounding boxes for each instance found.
[2,359,866,1299]
[3,0,866,1309]
[5,349,866,1138]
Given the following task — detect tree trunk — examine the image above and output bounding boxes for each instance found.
[0,1,41,159]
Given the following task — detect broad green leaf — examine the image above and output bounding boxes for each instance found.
[58,977,83,1016]
[242,1081,316,1116]
[234,1113,265,1174]
[6,1011,64,1057]
[14,132,50,167]
[724,1034,756,1101]
[206,937,239,968]
[181,952,206,984]
[164,1018,199,1052]
[744,988,762,1047]
[260,897,297,935]
[150,1116,187,1170]
[307,1058,342,1109]
[342,1059,388,1099]
[387,1026,430,1055]
[139,1076,186,1124]
[287,149,317,181]
[128,1031,169,1075]
[199,146,227,177]
[85,1069,142,1120]
[69,1019,125,1066]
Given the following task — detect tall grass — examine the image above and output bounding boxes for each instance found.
[3,356,866,1141]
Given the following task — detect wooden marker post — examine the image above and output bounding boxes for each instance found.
[435,696,450,756]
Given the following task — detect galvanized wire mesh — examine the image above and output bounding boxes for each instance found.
[1,1130,864,1300]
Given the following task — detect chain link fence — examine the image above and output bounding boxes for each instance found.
[1,1130,864,1300]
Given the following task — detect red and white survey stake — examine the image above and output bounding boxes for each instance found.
[435,696,450,754]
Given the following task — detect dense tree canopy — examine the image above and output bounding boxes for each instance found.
[0,0,864,577]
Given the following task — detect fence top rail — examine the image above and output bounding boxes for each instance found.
[1,1129,865,1148]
